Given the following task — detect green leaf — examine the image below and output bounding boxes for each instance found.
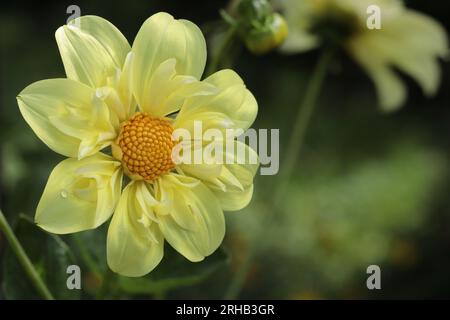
[70,224,108,277]
[118,246,229,296]
[2,214,80,299]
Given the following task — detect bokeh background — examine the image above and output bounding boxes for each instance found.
[0,0,449,299]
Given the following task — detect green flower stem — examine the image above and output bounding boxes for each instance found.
[205,26,237,76]
[225,49,333,299]
[0,210,54,300]
[274,48,334,205]
[72,234,102,279]
[224,249,254,299]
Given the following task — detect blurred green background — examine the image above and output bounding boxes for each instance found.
[0,0,449,299]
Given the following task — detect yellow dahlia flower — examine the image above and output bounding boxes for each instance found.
[280,0,449,111]
[17,13,258,277]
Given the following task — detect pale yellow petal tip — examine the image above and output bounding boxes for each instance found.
[189,256,206,263]
[35,221,72,236]
[106,236,164,277]
[107,261,160,278]
[139,11,174,28]
[34,220,65,235]
[181,252,206,263]
[16,95,24,108]
[379,94,407,113]
[34,219,42,229]
[54,25,71,44]
[131,11,207,103]
[154,11,174,19]
[379,104,400,113]
[378,92,406,113]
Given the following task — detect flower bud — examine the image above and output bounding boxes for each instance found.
[237,0,271,22]
[243,13,289,55]
[234,0,289,54]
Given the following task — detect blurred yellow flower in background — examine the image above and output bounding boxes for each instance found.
[280,0,449,111]
[17,13,258,277]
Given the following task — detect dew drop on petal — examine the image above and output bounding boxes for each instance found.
[95,88,105,99]
[60,190,68,199]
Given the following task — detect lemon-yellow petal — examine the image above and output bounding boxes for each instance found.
[279,0,319,53]
[386,10,448,58]
[137,58,216,117]
[349,35,407,111]
[372,10,448,96]
[131,12,207,110]
[280,27,319,53]
[347,5,449,112]
[55,15,130,88]
[35,153,122,234]
[155,173,225,262]
[174,69,258,133]
[107,181,163,277]
[17,79,118,158]
[179,140,259,211]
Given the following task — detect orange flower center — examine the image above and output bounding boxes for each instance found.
[114,112,176,181]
